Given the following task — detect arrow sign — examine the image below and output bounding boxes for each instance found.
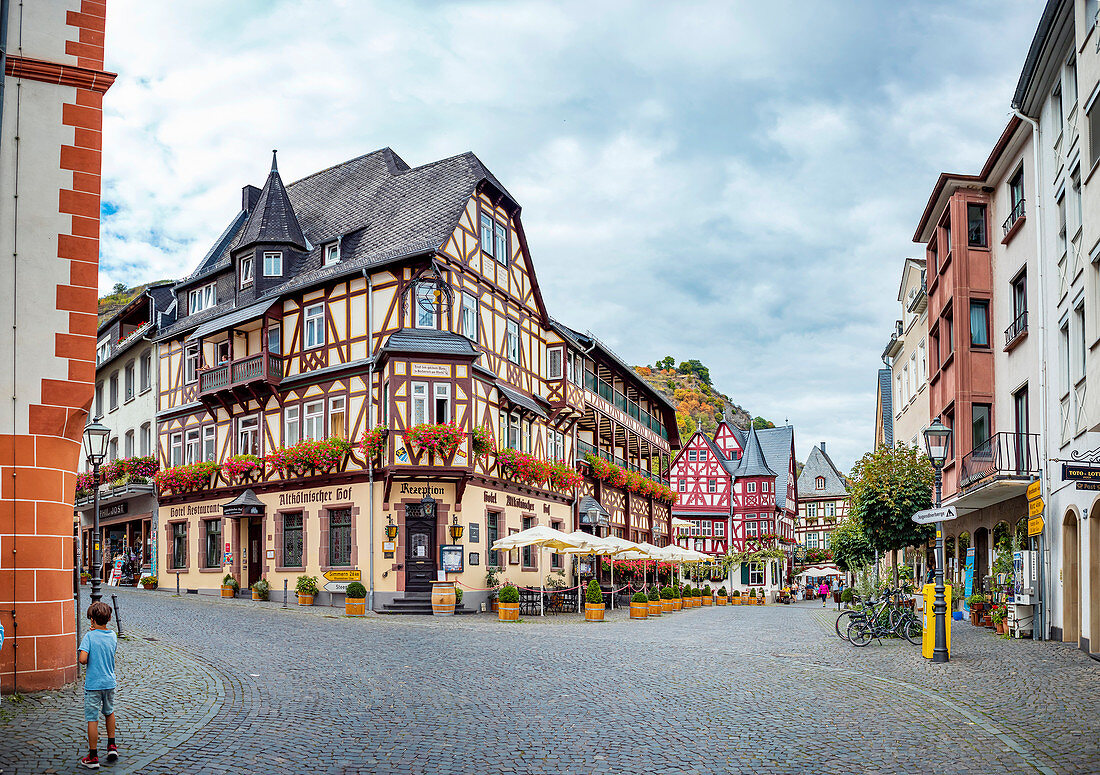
[323,569,361,582]
[1028,515,1044,536]
[324,581,352,593]
[911,506,957,524]
[1026,480,1041,501]
[1028,498,1044,517]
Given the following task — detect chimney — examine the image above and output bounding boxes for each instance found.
[242,184,261,213]
[820,441,826,454]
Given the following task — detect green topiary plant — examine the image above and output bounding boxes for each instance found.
[222,573,239,591]
[661,586,674,600]
[632,591,648,604]
[586,579,604,605]
[252,579,270,600]
[840,588,854,604]
[732,589,741,598]
[295,575,320,596]
[682,585,692,597]
[695,588,703,598]
[345,581,367,599]
[703,585,712,596]
[718,586,728,596]
[648,587,660,601]
[748,587,757,598]
[498,584,519,604]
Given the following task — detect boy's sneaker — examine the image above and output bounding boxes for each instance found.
[106,744,119,762]
[79,754,100,769]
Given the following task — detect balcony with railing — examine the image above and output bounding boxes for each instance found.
[1004,310,1027,349]
[199,352,283,399]
[949,432,1040,513]
[582,369,669,441]
[1002,198,1025,238]
[574,439,666,483]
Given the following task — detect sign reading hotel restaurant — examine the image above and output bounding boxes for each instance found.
[911,506,957,525]
[1062,463,1100,481]
[1026,480,1041,501]
[411,362,450,377]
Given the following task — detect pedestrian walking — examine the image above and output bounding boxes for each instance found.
[819,580,829,608]
[78,601,119,769]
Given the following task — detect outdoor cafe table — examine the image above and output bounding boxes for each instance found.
[518,587,579,615]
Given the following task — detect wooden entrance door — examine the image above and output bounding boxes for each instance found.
[404,504,436,593]
[248,519,263,588]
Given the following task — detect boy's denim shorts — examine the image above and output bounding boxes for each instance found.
[84,688,115,721]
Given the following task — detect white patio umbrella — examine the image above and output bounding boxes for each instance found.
[491,525,591,616]
[559,533,644,610]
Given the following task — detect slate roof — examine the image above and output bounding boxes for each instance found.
[734,426,777,479]
[380,328,480,358]
[186,299,276,341]
[578,496,610,526]
[797,444,849,499]
[877,368,894,448]
[497,383,549,419]
[755,425,795,510]
[234,152,308,251]
[699,433,738,476]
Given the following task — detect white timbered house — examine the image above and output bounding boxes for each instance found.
[794,442,850,552]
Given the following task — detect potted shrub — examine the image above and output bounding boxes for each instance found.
[702,584,713,606]
[296,575,319,606]
[680,585,690,608]
[80,571,90,586]
[486,567,502,612]
[139,575,158,590]
[221,573,239,598]
[840,588,855,607]
[455,587,464,609]
[630,590,649,620]
[585,579,605,622]
[647,586,662,617]
[251,578,269,601]
[967,593,986,626]
[345,581,367,616]
[695,587,705,607]
[660,585,674,613]
[992,605,1008,635]
[717,586,728,606]
[748,587,757,606]
[498,584,520,622]
[672,584,683,611]
[732,589,741,605]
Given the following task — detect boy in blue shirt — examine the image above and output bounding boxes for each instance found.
[77,601,118,769]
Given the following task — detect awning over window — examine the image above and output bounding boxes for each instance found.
[497,383,548,420]
[222,488,266,517]
[187,300,277,341]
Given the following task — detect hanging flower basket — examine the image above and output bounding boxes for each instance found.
[266,438,352,477]
[403,422,464,459]
[360,426,388,460]
[154,462,218,495]
[470,425,495,457]
[548,461,583,492]
[222,454,263,483]
[496,448,551,486]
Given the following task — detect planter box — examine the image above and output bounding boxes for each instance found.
[585,602,605,622]
[345,597,366,616]
[629,602,648,620]
[297,593,314,606]
[498,601,519,621]
[661,600,673,613]
[702,596,713,606]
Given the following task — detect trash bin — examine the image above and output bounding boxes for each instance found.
[921,583,952,659]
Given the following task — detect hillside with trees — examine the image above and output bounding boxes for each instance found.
[633,357,776,439]
[98,281,173,324]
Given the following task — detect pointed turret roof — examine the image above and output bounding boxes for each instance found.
[235,151,308,252]
[735,426,777,478]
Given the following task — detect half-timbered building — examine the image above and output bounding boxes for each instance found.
[153,149,678,610]
[794,442,850,551]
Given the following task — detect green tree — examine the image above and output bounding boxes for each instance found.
[677,359,712,385]
[112,282,127,295]
[677,412,696,439]
[655,356,675,370]
[752,416,775,430]
[848,443,935,581]
[830,516,875,572]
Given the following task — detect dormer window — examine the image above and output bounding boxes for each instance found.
[816,476,825,490]
[323,242,339,267]
[188,283,216,314]
[263,251,282,276]
[240,257,254,288]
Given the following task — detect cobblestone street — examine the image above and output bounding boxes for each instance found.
[2,590,1098,774]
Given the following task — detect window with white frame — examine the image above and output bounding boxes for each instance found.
[806,502,817,517]
[479,213,494,256]
[1088,95,1100,169]
[678,478,686,492]
[140,351,152,392]
[507,414,520,449]
[124,361,135,401]
[702,521,712,536]
[239,256,254,288]
[762,481,769,493]
[415,284,437,329]
[548,348,563,380]
[460,292,478,340]
[902,364,910,403]
[140,422,151,457]
[746,521,758,538]
[494,222,508,265]
[506,320,519,363]
[688,450,697,462]
[747,482,756,493]
[203,425,216,462]
[170,432,183,467]
[185,346,200,384]
[124,429,134,458]
[188,283,216,314]
[323,242,339,267]
[567,352,577,384]
[411,383,428,426]
[237,415,260,456]
[815,476,825,490]
[303,400,325,440]
[825,501,836,517]
[284,406,299,446]
[749,562,764,585]
[715,522,725,537]
[263,251,282,276]
[434,383,450,423]
[807,532,819,549]
[707,478,716,493]
[699,449,707,460]
[329,396,346,439]
[304,304,325,349]
[96,338,110,366]
[267,325,281,355]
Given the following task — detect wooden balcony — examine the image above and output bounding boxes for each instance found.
[199,352,283,409]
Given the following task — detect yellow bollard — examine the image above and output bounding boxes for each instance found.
[922,583,952,659]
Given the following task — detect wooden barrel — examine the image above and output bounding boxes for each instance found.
[647,599,662,617]
[717,596,728,606]
[661,599,673,613]
[221,585,235,598]
[673,598,682,611]
[629,601,648,619]
[498,601,520,621]
[297,593,314,606]
[703,596,713,606]
[431,582,456,617]
[584,602,605,622]
[345,597,366,616]
[252,590,262,600]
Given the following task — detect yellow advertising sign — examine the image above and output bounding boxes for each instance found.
[1028,498,1044,517]
[323,569,361,582]
[1028,515,1044,537]
[1026,480,1042,502]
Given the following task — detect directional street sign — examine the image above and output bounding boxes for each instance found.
[323,581,351,593]
[1028,515,1045,537]
[1026,480,1041,501]
[323,569,361,583]
[911,506,957,525]
[1028,498,1045,517]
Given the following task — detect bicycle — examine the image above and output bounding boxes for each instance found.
[847,588,922,646]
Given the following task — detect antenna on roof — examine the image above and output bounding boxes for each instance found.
[271,149,278,172]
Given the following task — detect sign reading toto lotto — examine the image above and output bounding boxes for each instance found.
[911,506,957,525]
[1062,463,1100,481]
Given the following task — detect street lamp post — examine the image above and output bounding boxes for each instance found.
[923,417,952,664]
[82,418,112,604]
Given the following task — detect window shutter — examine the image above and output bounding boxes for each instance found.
[740,563,750,585]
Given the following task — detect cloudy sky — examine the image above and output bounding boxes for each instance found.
[100,0,1044,472]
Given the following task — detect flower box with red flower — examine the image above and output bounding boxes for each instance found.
[154,462,218,495]
[403,422,464,460]
[222,454,263,483]
[360,426,388,461]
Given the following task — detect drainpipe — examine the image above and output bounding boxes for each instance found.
[1014,107,1048,641]
[363,270,376,612]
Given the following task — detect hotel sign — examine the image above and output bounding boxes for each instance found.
[1062,464,1100,482]
[411,362,450,377]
